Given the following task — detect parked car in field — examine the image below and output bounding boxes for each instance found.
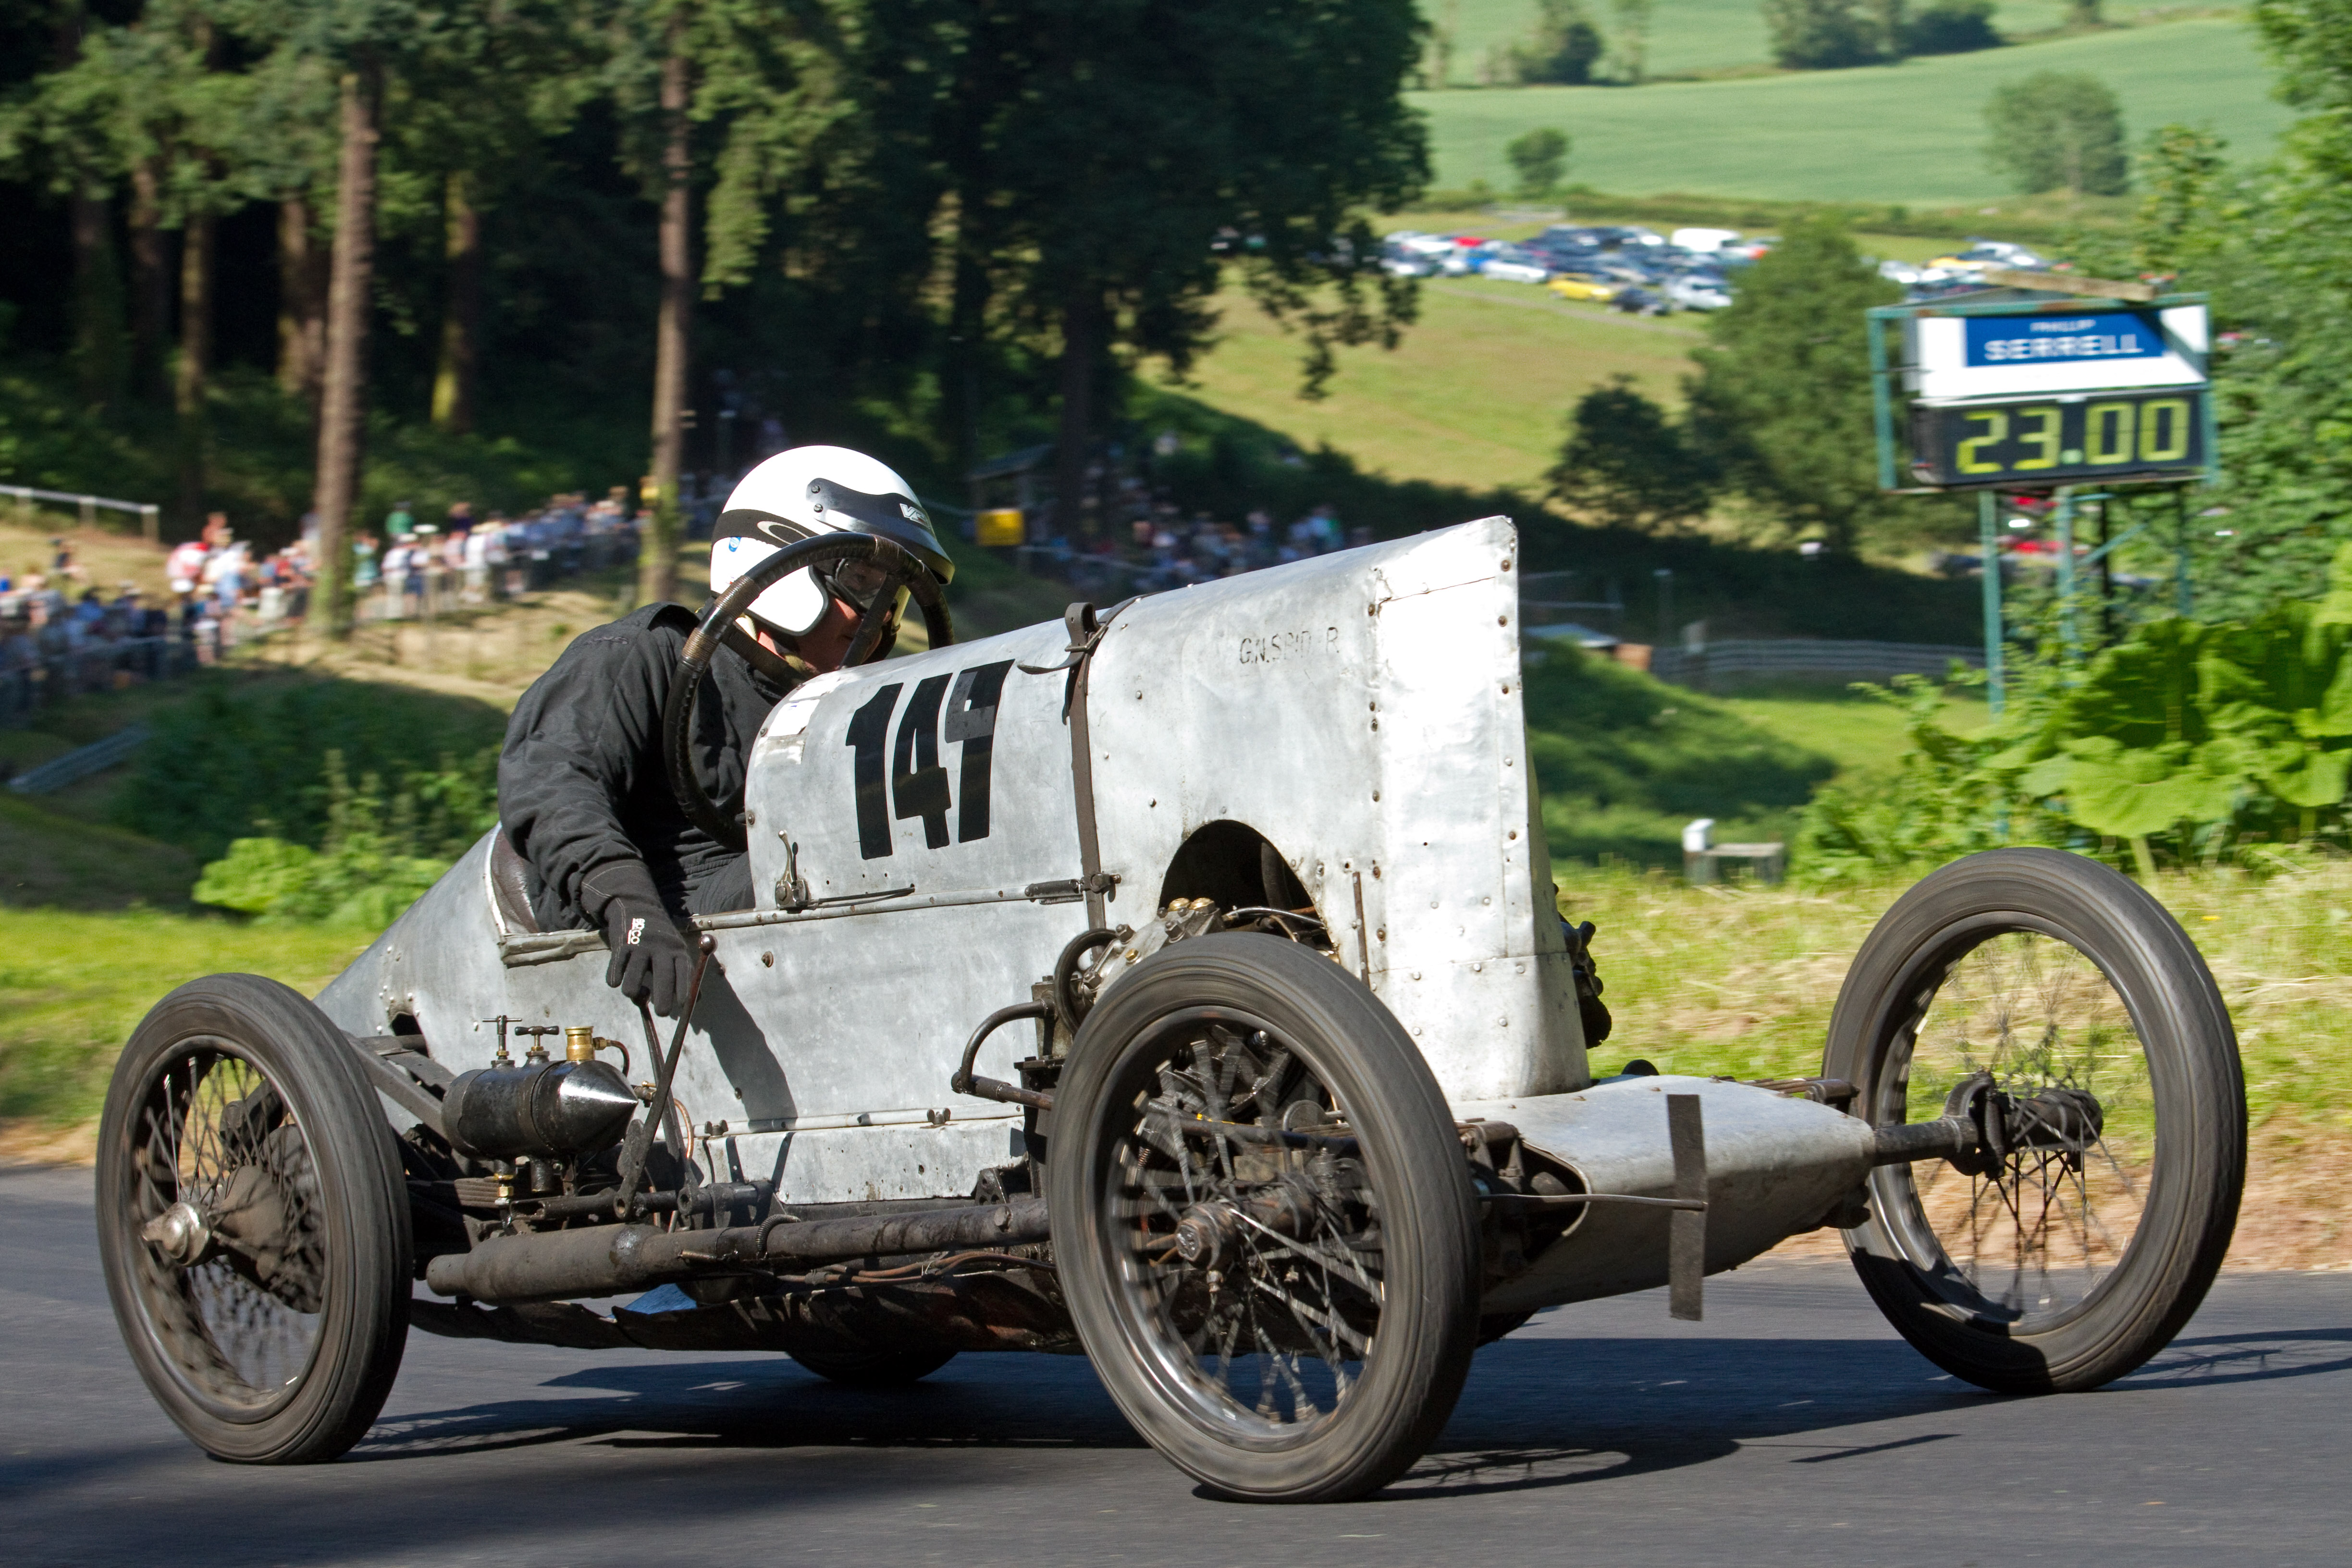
[1381,242,1439,278]
[1589,224,1667,249]
[1540,223,1610,250]
[1663,272,1733,310]
[1547,270,1622,302]
[1956,239,2047,270]
[1610,285,1672,315]
[1471,242,1552,284]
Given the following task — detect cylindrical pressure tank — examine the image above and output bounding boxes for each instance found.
[443,1058,639,1161]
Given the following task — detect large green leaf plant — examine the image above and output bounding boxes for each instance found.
[1800,544,2352,879]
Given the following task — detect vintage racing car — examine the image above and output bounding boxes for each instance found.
[94,518,2246,1501]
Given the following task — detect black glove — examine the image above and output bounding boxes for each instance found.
[582,859,697,1018]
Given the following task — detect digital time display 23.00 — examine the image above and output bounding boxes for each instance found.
[1909,389,2207,489]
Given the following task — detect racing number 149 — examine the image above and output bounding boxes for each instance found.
[844,660,1014,859]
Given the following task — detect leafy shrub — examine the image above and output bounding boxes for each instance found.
[1903,0,2003,54]
[1506,0,1605,83]
[193,753,475,926]
[1799,545,2352,880]
[114,677,505,863]
[1507,128,1572,199]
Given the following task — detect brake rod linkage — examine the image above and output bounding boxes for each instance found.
[614,932,718,1218]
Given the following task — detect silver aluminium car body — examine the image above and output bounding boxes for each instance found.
[316,517,1871,1311]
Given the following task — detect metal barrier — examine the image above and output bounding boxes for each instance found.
[1648,639,1983,692]
[7,722,153,795]
[0,636,202,728]
[3,484,162,543]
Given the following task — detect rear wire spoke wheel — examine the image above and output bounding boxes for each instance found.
[1827,849,2244,1394]
[96,975,412,1462]
[1050,934,1479,1502]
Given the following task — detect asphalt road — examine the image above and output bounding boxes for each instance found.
[7,1163,2348,1568]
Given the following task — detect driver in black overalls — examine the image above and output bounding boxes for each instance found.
[497,445,954,1016]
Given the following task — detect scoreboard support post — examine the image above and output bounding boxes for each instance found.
[2056,488,2080,666]
[1978,490,2005,715]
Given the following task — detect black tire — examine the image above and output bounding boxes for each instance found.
[787,1346,958,1386]
[1048,934,1480,1503]
[1824,848,2244,1394]
[96,974,412,1463]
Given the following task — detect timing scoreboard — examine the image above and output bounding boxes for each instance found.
[1870,295,2215,492]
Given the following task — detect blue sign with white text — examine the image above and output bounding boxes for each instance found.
[1963,310,2164,368]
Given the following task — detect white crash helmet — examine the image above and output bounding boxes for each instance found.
[708,445,954,638]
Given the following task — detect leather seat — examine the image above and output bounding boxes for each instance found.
[489,830,542,934]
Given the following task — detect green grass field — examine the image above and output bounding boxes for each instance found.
[1182,277,1699,492]
[0,911,371,1125]
[1424,0,2088,84]
[1411,16,2290,203]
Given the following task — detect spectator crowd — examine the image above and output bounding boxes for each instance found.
[1005,456,1368,597]
[3,488,645,728]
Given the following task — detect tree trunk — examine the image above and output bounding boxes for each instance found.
[129,159,172,405]
[52,1,122,410]
[431,172,482,434]
[312,65,382,639]
[946,198,991,482]
[174,209,216,531]
[69,193,124,410]
[639,29,693,609]
[1050,288,1101,541]
[277,197,327,413]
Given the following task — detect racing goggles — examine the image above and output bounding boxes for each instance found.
[819,553,902,616]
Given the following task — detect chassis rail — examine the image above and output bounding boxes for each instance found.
[424,1196,1051,1304]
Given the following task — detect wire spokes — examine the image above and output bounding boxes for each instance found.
[123,1043,327,1412]
[1104,1018,1384,1439]
[1892,930,2154,1327]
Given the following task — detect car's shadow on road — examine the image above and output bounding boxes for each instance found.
[352,1321,2352,1499]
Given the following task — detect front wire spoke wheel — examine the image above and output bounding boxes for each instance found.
[1107,1015,1379,1437]
[125,1044,329,1411]
[98,975,411,1464]
[1827,850,2245,1394]
[1051,934,1479,1503]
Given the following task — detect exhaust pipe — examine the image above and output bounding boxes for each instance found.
[425,1197,1051,1304]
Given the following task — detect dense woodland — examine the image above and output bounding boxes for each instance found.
[5,0,2352,637]
[0,0,1428,616]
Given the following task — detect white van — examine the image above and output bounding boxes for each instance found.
[1669,226,1742,254]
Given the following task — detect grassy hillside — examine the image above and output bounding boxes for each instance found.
[1424,0,2086,84]
[1178,278,1698,493]
[1411,16,2290,203]
[0,911,370,1128]
[1525,642,1837,864]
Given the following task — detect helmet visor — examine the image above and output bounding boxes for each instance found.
[820,556,899,612]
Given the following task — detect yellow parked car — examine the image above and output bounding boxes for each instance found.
[1546,270,1621,302]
